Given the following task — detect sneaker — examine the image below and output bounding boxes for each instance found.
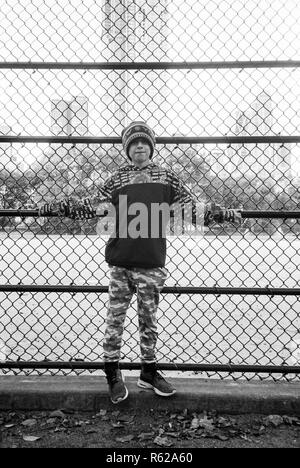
[105,366,128,404]
[138,365,176,397]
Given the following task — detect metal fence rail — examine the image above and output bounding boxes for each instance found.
[0,0,300,379]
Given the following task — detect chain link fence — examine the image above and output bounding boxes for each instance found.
[0,0,300,380]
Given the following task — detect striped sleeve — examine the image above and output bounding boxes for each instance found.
[169,173,196,207]
[167,170,211,226]
[74,176,114,218]
[81,175,114,208]
[95,176,113,204]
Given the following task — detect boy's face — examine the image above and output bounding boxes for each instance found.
[128,138,151,167]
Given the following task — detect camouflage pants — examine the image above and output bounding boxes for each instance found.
[103,266,168,363]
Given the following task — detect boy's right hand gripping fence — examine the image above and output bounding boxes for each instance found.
[38,198,97,220]
[38,199,73,217]
[69,199,97,220]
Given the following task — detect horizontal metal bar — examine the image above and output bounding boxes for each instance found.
[240,211,300,219]
[0,210,78,217]
[0,284,299,295]
[0,136,300,144]
[1,209,300,219]
[0,361,299,374]
[0,60,300,70]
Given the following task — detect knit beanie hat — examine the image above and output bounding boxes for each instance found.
[121,121,156,159]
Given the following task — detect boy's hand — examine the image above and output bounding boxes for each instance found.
[69,199,96,220]
[223,208,242,225]
[38,202,58,217]
[38,199,73,217]
[205,203,242,225]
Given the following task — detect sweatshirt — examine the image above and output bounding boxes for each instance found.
[86,162,204,269]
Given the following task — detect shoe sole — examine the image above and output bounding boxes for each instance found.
[110,374,129,404]
[137,379,176,397]
[111,385,129,404]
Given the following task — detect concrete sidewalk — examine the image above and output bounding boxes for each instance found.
[0,376,300,415]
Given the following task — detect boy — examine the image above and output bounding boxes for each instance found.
[39,121,241,403]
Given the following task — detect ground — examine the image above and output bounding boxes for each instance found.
[1,408,299,449]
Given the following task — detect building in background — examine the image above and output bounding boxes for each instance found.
[222,92,292,180]
[101,0,170,135]
[47,96,89,198]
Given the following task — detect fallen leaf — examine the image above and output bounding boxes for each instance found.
[154,436,173,447]
[217,417,227,425]
[46,418,57,425]
[95,409,107,417]
[111,422,125,428]
[163,432,180,438]
[23,435,41,442]
[118,415,135,424]
[75,421,84,427]
[217,417,232,428]
[240,434,252,441]
[264,415,284,427]
[49,410,65,419]
[198,416,215,431]
[216,434,229,441]
[116,435,135,443]
[4,424,15,429]
[190,417,199,429]
[22,419,37,427]
[138,432,155,441]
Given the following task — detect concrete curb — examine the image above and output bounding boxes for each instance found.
[0,376,300,415]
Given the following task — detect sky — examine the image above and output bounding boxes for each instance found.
[0,0,299,174]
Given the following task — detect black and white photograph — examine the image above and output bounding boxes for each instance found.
[0,0,299,455]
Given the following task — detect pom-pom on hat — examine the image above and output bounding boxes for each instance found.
[121,121,156,159]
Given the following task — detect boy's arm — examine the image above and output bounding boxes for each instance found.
[171,173,242,226]
[38,178,113,219]
[204,202,242,226]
